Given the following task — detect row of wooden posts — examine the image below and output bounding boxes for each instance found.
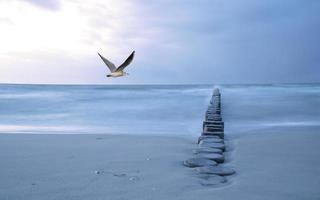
[183,88,235,186]
[201,88,224,140]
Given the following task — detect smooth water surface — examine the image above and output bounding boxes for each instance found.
[0,84,319,135]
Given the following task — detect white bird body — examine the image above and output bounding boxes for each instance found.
[107,71,128,77]
[98,51,135,78]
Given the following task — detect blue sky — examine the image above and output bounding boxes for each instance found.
[0,0,319,84]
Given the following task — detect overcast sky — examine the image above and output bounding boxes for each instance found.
[0,0,319,84]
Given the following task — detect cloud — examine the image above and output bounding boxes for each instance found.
[0,0,319,84]
[23,0,60,11]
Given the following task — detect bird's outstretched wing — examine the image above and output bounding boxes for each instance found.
[116,51,135,72]
[98,53,116,72]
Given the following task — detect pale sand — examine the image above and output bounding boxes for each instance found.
[0,127,319,200]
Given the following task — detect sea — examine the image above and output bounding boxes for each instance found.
[0,84,319,136]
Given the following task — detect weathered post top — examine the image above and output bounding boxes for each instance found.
[213,88,220,96]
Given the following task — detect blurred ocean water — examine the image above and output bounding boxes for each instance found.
[0,84,212,135]
[221,83,320,134]
[0,84,319,135]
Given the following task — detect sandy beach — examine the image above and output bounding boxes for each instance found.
[1,125,319,200]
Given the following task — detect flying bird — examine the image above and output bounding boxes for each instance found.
[98,51,135,77]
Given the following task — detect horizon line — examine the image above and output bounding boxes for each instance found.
[0,82,319,86]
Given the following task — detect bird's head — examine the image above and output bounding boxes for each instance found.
[124,72,129,76]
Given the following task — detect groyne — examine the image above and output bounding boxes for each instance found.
[184,88,235,186]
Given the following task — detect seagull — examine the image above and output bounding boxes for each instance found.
[98,51,135,77]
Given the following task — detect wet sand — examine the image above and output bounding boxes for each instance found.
[0,126,319,200]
